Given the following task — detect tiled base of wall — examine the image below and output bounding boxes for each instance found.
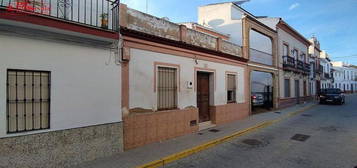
[210,103,250,125]
[123,108,199,150]
[0,122,123,168]
[301,96,314,102]
[278,98,298,109]
[279,96,314,109]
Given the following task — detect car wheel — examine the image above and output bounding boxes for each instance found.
[319,101,323,104]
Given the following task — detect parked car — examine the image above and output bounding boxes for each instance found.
[251,93,264,106]
[319,88,345,105]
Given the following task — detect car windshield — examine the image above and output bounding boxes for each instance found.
[321,89,341,94]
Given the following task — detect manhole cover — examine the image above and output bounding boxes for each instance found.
[242,139,263,146]
[209,129,220,133]
[291,134,310,142]
[301,114,312,117]
[274,111,281,114]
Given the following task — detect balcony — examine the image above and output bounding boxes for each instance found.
[296,60,304,71]
[324,72,333,79]
[316,65,323,74]
[0,0,119,31]
[304,63,311,74]
[282,56,295,69]
[282,56,310,76]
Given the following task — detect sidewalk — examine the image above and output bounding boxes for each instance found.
[74,102,316,168]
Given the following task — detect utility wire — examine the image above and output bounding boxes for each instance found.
[332,54,357,59]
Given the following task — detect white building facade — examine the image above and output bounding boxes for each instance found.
[198,2,279,111]
[0,2,123,167]
[308,37,322,97]
[332,62,357,93]
[258,17,312,108]
[119,4,251,150]
[320,51,333,89]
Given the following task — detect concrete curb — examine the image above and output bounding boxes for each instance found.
[137,104,317,168]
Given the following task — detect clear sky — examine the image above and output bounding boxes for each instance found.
[121,0,357,65]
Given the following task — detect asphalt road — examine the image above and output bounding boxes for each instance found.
[165,95,357,168]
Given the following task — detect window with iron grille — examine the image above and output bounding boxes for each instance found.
[157,67,177,110]
[284,79,290,97]
[7,70,50,133]
[227,74,236,103]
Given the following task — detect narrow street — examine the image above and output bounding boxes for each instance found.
[166,95,357,168]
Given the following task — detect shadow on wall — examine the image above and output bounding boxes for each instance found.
[208,19,225,27]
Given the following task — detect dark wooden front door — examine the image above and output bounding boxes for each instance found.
[197,72,210,123]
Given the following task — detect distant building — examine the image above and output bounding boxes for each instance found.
[320,50,333,88]
[332,62,357,93]
[308,37,322,96]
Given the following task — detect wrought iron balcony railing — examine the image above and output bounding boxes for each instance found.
[304,63,311,73]
[1,0,119,31]
[324,72,333,79]
[282,56,295,69]
[317,65,323,74]
[296,60,304,71]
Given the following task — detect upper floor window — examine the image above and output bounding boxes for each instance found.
[283,44,289,56]
[292,49,298,59]
[301,53,306,62]
[7,69,51,133]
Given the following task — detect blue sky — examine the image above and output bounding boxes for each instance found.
[121,0,357,65]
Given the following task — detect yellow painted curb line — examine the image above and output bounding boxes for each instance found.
[137,104,317,168]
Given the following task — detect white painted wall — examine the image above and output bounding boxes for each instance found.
[276,26,309,98]
[308,40,320,96]
[257,18,279,31]
[129,48,246,110]
[332,64,357,91]
[198,3,243,46]
[0,34,121,138]
[280,72,308,98]
[277,28,308,65]
[198,3,272,64]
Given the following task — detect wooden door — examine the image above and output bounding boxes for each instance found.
[197,72,210,123]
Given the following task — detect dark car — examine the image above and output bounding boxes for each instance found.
[319,88,345,105]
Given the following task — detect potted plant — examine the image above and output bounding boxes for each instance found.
[100,13,108,29]
[14,0,41,12]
